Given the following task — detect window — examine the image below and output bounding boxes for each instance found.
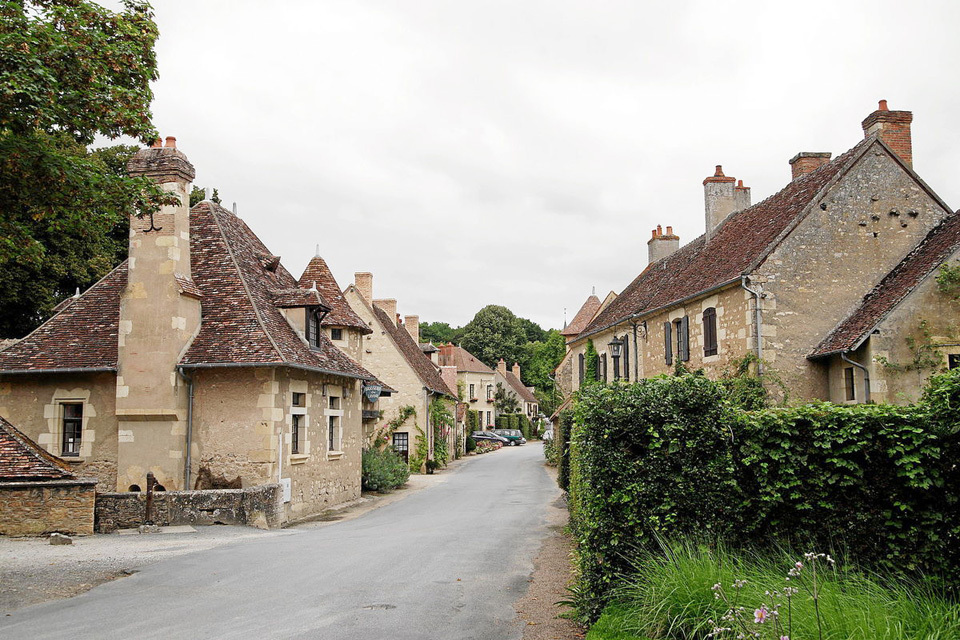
[578,353,585,384]
[844,366,856,401]
[703,308,718,357]
[486,384,493,401]
[291,414,304,454]
[329,395,340,410]
[949,354,960,370]
[674,316,690,362]
[601,353,608,382]
[392,432,409,462]
[330,328,343,341]
[306,308,323,348]
[61,403,82,456]
[469,384,476,399]
[328,415,340,451]
[486,411,492,426]
[292,392,305,408]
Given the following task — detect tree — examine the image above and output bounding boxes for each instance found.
[460,305,528,367]
[0,0,168,337]
[494,382,520,414]
[190,186,222,207]
[420,321,458,345]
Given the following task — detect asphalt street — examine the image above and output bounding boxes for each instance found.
[0,444,559,640]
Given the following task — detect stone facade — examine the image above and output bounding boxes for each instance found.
[0,480,96,536]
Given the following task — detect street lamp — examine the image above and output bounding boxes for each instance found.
[608,337,623,358]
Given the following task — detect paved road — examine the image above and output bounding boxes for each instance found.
[0,445,558,640]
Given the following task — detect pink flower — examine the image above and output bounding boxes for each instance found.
[781,636,790,640]
[754,606,769,624]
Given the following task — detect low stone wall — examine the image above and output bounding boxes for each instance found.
[94,483,283,533]
[0,479,97,536]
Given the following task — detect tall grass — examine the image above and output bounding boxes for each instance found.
[598,540,960,640]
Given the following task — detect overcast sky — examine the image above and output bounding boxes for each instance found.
[133,0,960,330]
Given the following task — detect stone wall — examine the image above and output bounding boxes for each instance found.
[94,483,282,533]
[0,479,97,536]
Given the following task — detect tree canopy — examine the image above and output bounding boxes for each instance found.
[0,0,168,337]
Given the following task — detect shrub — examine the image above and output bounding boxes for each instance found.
[465,432,477,453]
[543,434,556,464]
[361,446,410,492]
[467,410,478,431]
[556,408,575,491]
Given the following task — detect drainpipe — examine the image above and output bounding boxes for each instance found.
[740,276,764,374]
[176,367,195,490]
[629,318,640,382]
[841,351,871,404]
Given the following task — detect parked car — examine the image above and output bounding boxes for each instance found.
[470,431,510,445]
[493,429,526,445]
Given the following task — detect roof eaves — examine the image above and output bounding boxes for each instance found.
[0,366,117,376]
[178,361,375,381]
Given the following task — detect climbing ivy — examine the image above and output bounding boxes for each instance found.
[369,405,416,449]
[936,261,960,299]
[583,340,599,387]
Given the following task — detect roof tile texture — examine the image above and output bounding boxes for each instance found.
[298,256,371,333]
[370,304,455,397]
[0,415,76,481]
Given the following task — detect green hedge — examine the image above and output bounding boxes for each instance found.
[556,409,575,491]
[569,369,960,622]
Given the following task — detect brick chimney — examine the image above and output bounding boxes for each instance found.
[119,137,200,491]
[497,358,507,377]
[647,224,680,265]
[862,100,913,168]
[511,362,521,380]
[404,315,419,344]
[373,298,397,323]
[703,165,737,238]
[789,152,832,180]
[355,272,373,302]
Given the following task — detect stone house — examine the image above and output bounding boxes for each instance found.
[560,101,960,404]
[494,359,539,420]
[341,274,458,467]
[0,139,379,523]
[0,415,97,536]
[437,345,498,429]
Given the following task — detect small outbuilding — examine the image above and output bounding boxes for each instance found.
[0,415,96,536]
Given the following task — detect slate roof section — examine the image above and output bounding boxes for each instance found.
[581,137,873,339]
[298,255,371,334]
[0,263,127,373]
[0,415,76,482]
[810,211,960,358]
[370,304,455,397]
[504,371,537,404]
[180,202,374,380]
[561,295,601,337]
[438,345,495,374]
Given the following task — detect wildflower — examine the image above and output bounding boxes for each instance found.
[754,605,769,624]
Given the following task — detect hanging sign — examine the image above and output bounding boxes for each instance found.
[363,383,382,403]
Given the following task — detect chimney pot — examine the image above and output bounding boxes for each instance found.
[666,225,673,235]
[164,136,176,148]
[879,99,888,111]
[152,138,163,148]
[861,100,913,167]
[651,229,657,239]
[647,223,680,265]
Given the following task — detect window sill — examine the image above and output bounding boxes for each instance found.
[289,454,309,464]
[62,457,85,464]
[327,451,344,461]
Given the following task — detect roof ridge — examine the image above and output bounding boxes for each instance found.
[370,304,454,397]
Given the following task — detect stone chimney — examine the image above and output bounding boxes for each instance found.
[512,362,521,380]
[373,298,397,323]
[404,315,419,344]
[862,100,913,168]
[703,165,737,238]
[647,224,680,265]
[355,272,373,302]
[497,358,507,377]
[734,179,751,211]
[118,137,201,491]
[789,153,832,180]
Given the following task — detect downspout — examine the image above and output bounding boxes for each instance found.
[629,317,641,382]
[841,351,871,404]
[176,367,195,490]
[740,276,764,374]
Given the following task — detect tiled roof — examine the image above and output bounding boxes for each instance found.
[504,371,537,404]
[370,304,456,397]
[561,295,601,337]
[180,203,374,379]
[269,288,328,309]
[810,211,960,358]
[438,345,495,374]
[0,415,76,482]
[581,138,872,339]
[174,273,203,299]
[298,255,371,334]
[0,263,127,372]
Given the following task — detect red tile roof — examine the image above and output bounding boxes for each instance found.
[560,295,601,337]
[810,211,960,358]
[180,203,374,379]
[581,138,873,339]
[438,345,494,374]
[298,255,371,334]
[504,371,537,404]
[369,304,456,397]
[0,263,126,373]
[0,415,76,482]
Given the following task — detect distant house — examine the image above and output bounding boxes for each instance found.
[0,140,379,523]
[494,359,538,420]
[438,345,497,429]
[341,274,458,467]
[559,102,960,404]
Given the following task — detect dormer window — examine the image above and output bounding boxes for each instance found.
[305,307,328,348]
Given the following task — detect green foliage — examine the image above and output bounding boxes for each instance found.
[583,341,600,387]
[589,541,960,640]
[523,328,567,395]
[718,352,787,410]
[494,382,521,414]
[556,409,575,491]
[189,185,222,207]
[430,398,454,468]
[568,372,960,622]
[467,410,478,431]
[419,320,461,345]
[461,304,528,367]
[0,0,172,337]
[361,446,410,492]
[875,319,946,373]
[543,435,556,465]
[936,261,960,299]
[370,405,416,449]
[465,431,477,453]
[408,426,430,472]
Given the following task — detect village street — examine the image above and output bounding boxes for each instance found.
[0,445,560,640]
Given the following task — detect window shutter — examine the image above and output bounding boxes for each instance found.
[601,353,608,382]
[680,316,690,361]
[578,353,584,384]
[664,322,673,365]
[622,336,630,381]
[703,308,717,356]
